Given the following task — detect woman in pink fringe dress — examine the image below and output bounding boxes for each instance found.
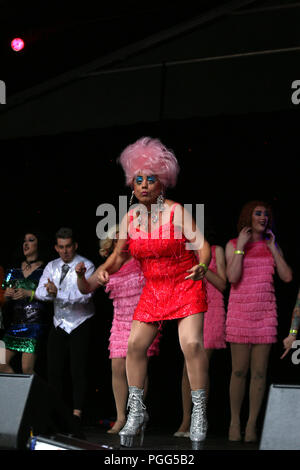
[99,226,160,434]
[225,200,292,443]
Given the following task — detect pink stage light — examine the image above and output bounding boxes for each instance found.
[11,38,25,52]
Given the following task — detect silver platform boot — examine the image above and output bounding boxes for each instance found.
[190,389,208,446]
[119,386,146,447]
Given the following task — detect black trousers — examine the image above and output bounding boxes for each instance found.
[47,318,92,411]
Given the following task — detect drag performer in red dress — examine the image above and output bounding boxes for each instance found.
[76,137,211,447]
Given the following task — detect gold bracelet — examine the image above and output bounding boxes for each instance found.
[29,290,35,302]
[234,250,245,255]
[198,262,208,272]
[290,329,298,336]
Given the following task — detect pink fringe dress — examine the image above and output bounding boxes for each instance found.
[105,258,160,358]
[203,246,226,349]
[225,238,277,344]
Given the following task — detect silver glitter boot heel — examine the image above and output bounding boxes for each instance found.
[190,389,208,446]
[119,386,146,447]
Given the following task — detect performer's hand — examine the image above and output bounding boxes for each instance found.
[45,279,57,296]
[237,226,252,250]
[4,287,15,298]
[185,264,207,281]
[12,288,31,300]
[75,262,86,278]
[97,270,110,286]
[265,229,276,250]
[280,334,297,359]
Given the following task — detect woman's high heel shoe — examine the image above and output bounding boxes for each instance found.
[244,423,258,443]
[107,419,126,434]
[174,431,190,438]
[228,423,241,442]
[190,389,208,446]
[119,386,146,447]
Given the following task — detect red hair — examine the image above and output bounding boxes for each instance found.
[237,200,273,233]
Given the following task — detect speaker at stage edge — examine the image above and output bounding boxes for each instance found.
[29,434,113,450]
[0,373,74,450]
[260,383,300,450]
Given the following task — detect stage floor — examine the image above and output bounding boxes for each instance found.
[83,425,259,451]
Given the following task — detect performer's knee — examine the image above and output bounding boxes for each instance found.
[181,339,202,360]
[127,337,148,358]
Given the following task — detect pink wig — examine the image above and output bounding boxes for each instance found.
[118,137,180,188]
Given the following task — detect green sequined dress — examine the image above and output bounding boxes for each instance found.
[2,267,49,353]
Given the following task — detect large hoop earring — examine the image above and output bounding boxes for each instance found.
[157,191,165,211]
[129,190,135,206]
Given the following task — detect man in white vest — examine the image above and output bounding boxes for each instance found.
[35,227,95,437]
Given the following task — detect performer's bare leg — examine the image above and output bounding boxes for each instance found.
[228,343,251,440]
[178,313,208,391]
[126,320,158,387]
[21,352,36,374]
[246,344,271,442]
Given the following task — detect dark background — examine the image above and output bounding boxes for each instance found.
[1,110,300,436]
[1,0,300,437]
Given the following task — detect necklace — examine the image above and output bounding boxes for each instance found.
[137,199,165,227]
[24,259,40,270]
[134,193,166,230]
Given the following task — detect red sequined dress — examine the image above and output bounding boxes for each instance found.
[128,204,207,323]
